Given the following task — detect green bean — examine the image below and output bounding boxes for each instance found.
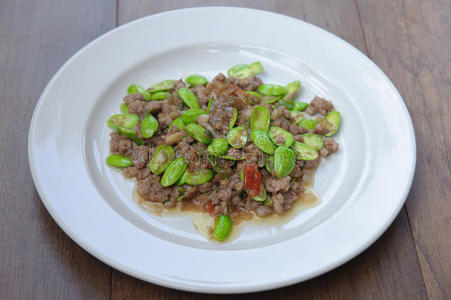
[298,118,318,130]
[213,214,232,241]
[148,145,175,174]
[186,123,212,144]
[141,115,159,138]
[107,113,139,138]
[227,126,248,149]
[106,154,133,168]
[292,142,318,161]
[127,84,152,100]
[229,108,238,129]
[161,157,188,187]
[301,133,324,151]
[177,88,201,109]
[120,103,129,113]
[250,105,270,132]
[258,84,288,97]
[269,126,294,147]
[168,117,185,132]
[151,91,171,101]
[293,102,309,111]
[150,80,175,92]
[185,74,208,86]
[207,97,215,113]
[207,138,229,156]
[282,80,301,101]
[274,146,296,178]
[324,111,341,136]
[183,169,214,185]
[251,129,275,154]
[227,61,263,79]
[181,108,207,124]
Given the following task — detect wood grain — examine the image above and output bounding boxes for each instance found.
[114,1,427,297]
[357,0,451,298]
[0,0,115,299]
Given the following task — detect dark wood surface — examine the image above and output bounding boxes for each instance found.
[0,0,449,299]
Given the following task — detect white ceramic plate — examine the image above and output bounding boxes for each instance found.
[29,7,416,293]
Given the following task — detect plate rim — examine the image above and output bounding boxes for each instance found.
[28,6,417,293]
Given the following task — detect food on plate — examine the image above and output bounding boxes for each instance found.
[106,62,341,241]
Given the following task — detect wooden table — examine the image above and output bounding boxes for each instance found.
[1,0,450,299]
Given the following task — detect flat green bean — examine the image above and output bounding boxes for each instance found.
[127,84,152,100]
[161,157,188,187]
[258,84,288,97]
[229,108,238,128]
[181,108,207,124]
[186,123,212,144]
[150,80,175,92]
[141,115,159,138]
[250,106,270,132]
[177,88,201,109]
[151,91,171,101]
[227,126,248,149]
[293,102,309,111]
[251,129,275,154]
[324,111,341,136]
[301,133,324,151]
[183,169,214,185]
[185,74,208,86]
[120,103,128,113]
[213,214,232,241]
[274,146,296,178]
[149,145,175,174]
[107,113,139,138]
[207,138,229,156]
[298,118,318,130]
[269,126,294,147]
[168,117,185,132]
[106,154,133,168]
[282,80,301,101]
[292,141,318,161]
[252,184,266,202]
[227,61,263,79]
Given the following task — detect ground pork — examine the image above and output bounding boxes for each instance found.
[306,96,334,116]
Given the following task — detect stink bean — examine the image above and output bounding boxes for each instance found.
[161,157,188,187]
[177,88,201,109]
[274,146,296,178]
[186,123,212,144]
[251,129,275,154]
[148,145,175,174]
[106,154,133,168]
[141,115,158,138]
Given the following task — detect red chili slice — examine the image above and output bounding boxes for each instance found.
[243,164,261,197]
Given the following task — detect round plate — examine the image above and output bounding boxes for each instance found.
[29,7,416,293]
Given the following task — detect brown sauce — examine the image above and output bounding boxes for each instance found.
[134,186,320,242]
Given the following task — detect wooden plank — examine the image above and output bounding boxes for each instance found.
[356,0,451,298]
[0,0,115,299]
[114,0,428,298]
